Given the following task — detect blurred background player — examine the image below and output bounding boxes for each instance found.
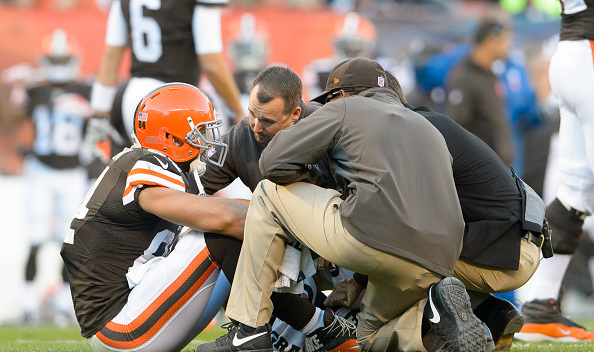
[302,12,376,102]
[11,29,93,326]
[516,0,594,342]
[303,11,414,104]
[226,12,270,115]
[83,0,245,162]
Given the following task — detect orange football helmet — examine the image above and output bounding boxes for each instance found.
[133,83,227,166]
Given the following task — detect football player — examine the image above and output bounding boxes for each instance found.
[61,83,247,352]
[16,28,92,326]
[82,0,245,162]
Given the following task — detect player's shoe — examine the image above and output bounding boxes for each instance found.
[305,308,359,352]
[422,277,493,352]
[473,295,524,351]
[515,299,594,342]
[195,322,273,352]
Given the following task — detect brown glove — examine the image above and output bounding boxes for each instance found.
[323,278,364,309]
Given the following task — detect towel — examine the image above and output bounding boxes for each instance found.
[274,242,316,294]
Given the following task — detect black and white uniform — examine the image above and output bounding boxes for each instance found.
[21,82,92,322]
[548,0,594,213]
[520,0,594,305]
[23,83,91,245]
[104,0,227,146]
[61,148,228,351]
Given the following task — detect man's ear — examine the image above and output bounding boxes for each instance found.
[291,106,301,123]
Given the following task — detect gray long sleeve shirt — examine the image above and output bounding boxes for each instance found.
[259,88,465,277]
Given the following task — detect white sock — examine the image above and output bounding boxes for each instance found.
[300,307,324,335]
[525,254,572,302]
[54,282,74,314]
[23,281,40,315]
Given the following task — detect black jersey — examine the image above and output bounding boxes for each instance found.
[61,147,195,338]
[119,0,199,84]
[560,0,594,41]
[26,83,91,169]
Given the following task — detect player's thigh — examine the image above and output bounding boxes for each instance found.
[92,233,224,351]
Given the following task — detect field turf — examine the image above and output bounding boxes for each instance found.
[1,321,593,351]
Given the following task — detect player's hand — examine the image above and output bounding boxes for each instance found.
[86,115,111,141]
[314,257,332,272]
[323,278,365,309]
[80,115,120,164]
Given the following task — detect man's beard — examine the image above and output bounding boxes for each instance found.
[255,133,271,146]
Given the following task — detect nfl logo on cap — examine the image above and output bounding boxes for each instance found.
[378,76,385,87]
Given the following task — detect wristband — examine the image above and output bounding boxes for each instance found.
[90,81,117,112]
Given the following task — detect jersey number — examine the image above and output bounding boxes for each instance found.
[129,0,162,63]
[32,104,84,156]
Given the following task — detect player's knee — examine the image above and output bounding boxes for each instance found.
[546,198,585,254]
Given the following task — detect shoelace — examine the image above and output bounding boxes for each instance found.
[210,322,239,348]
[221,321,239,331]
[323,315,356,337]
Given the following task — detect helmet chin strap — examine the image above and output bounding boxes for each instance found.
[190,158,207,196]
[131,133,142,148]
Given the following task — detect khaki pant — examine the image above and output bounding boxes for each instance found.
[454,236,542,305]
[226,180,441,352]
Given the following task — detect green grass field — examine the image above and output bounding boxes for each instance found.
[1,322,594,352]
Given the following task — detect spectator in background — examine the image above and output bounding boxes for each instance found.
[11,29,93,326]
[82,0,245,161]
[446,17,514,166]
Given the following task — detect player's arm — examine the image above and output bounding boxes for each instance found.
[91,0,127,117]
[200,53,245,124]
[138,186,247,240]
[194,4,245,125]
[93,45,125,113]
[233,198,250,207]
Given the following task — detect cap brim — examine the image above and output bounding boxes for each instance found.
[310,89,333,105]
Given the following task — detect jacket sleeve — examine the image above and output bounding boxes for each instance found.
[259,102,343,185]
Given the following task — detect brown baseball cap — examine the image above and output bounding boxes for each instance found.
[310,57,387,104]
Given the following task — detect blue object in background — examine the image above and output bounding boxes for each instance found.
[497,54,544,178]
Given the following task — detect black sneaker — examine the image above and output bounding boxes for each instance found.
[515,299,594,342]
[473,296,524,351]
[195,322,273,352]
[422,277,491,352]
[305,308,359,352]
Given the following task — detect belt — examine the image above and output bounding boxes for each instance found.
[522,231,544,247]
